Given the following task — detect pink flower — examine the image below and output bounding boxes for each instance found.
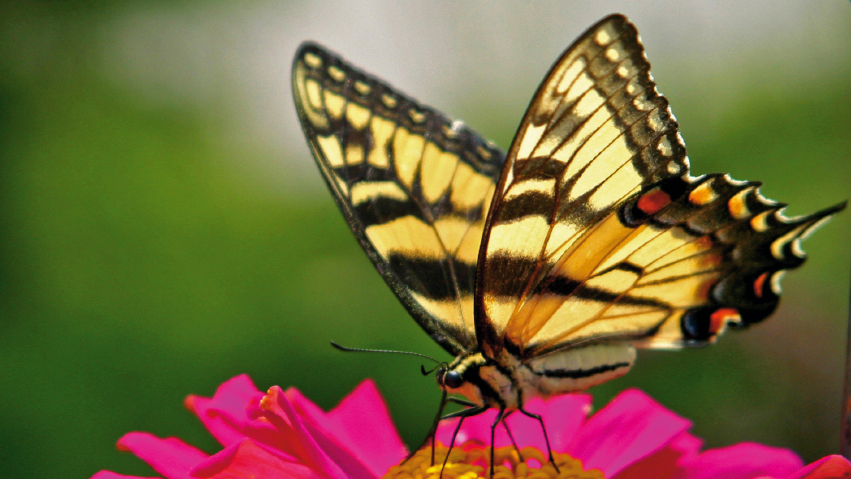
[91,375,851,479]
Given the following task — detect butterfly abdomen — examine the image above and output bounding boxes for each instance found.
[524,343,636,399]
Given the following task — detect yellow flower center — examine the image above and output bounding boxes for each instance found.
[383,442,604,479]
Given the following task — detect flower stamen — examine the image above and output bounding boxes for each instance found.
[384,443,604,479]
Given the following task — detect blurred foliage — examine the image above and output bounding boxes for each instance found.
[0,2,850,479]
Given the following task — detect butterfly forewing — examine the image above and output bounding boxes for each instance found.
[475,15,680,355]
[292,43,506,355]
[475,15,845,358]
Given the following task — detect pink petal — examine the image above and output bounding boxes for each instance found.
[90,472,159,479]
[188,376,304,459]
[116,432,208,479]
[569,389,692,477]
[786,455,851,479]
[185,375,266,447]
[435,393,591,453]
[321,380,407,474]
[508,394,592,451]
[263,386,378,479]
[189,438,323,479]
[672,442,803,479]
[260,387,341,476]
[280,390,379,479]
[435,408,498,447]
[613,432,703,479]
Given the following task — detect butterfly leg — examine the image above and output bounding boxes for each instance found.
[518,406,559,473]
[431,397,479,461]
[409,393,484,468]
[434,397,480,464]
[500,411,524,462]
[489,407,506,478]
[405,389,448,466]
[447,397,480,408]
[439,405,489,478]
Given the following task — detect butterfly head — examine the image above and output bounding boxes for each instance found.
[431,352,497,407]
[435,367,464,389]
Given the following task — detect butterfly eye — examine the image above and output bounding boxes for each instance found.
[435,367,447,386]
[443,371,463,389]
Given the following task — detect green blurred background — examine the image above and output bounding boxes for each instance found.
[1,2,850,478]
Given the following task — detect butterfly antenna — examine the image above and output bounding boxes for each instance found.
[330,341,441,364]
[421,363,446,376]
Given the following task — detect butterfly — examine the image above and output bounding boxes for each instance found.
[292,13,844,475]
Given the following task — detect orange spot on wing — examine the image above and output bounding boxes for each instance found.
[695,236,713,248]
[753,272,769,298]
[728,194,749,219]
[696,278,715,301]
[701,252,723,267]
[693,236,722,267]
[710,308,741,335]
[689,184,715,205]
[637,189,671,215]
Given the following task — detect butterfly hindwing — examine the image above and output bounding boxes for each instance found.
[292,43,506,355]
[622,174,845,349]
[475,14,845,358]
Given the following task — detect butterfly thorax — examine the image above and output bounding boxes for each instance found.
[440,343,637,410]
[438,350,521,409]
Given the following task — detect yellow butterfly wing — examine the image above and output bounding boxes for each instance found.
[475,14,845,358]
[293,43,506,355]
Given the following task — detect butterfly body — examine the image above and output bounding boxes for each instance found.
[292,14,844,467]
[441,343,635,409]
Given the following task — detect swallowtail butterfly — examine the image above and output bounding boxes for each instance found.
[292,13,844,474]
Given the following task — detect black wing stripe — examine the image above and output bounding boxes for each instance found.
[294,42,507,355]
[528,23,635,155]
[475,15,843,357]
[533,361,632,379]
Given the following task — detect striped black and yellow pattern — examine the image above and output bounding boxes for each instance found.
[474,15,845,359]
[293,14,844,383]
[293,42,505,355]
